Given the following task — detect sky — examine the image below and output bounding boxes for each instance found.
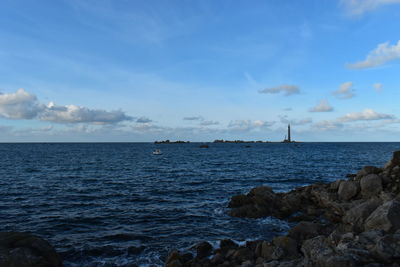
[1,0,400,142]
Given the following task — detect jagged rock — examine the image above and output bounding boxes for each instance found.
[342,199,381,232]
[194,241,212,259]
[356,166,381,180]
[385,151,400,169]
[330,180,343,190]
[364,200,400,233]
[360,174,383,198]
[240,260,253,267]
[338,181,359,201]
[301,236,335,266]
[0,232,62,267]
[220,239,238,251]
[372,233,400,262]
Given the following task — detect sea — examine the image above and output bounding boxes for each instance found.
[1,142,399,266]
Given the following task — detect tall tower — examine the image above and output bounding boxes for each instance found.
[288,124,291,142]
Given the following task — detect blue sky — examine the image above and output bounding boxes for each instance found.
[1,0,400,142]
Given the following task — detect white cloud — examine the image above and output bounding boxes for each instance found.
[333,82,355,99]
[136,117,152,123]
[0,89,132,124]
[347,41,400,69]
[228,120,274,131]
[341,0,400,16]
[309,99,334,112]
[0,88,41,119]
[338,109,395,122]
[200,120,219,126]
[373,83,383,92]
[259,85,300,96]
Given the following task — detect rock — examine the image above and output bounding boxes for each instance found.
[0,232,62,267]
[338,181,359,201]
[166,250,181,264]
[342,199,381,232]
[301,236,334,263]
[356,166,381,179]
[232,247,254,263]
[330,180,343,190]
[210,253,224,265]
[364,200,400,233]
[166,259,183,267]
[384,151,400,170]
[260,241,274,259]
[358,230,385,251]
[360,174,383,198]
[195,241,212,259]
[229,195,252,208]
[288,221,321,243]
[272,236,299,260]
[372,233,400,262]
[220,239,238,251]
[240,260,253,267]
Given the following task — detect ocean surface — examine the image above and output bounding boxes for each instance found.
[1,142,399,266]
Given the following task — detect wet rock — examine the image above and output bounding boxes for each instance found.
[360,174,383,198]
[194,241,212,259]
[210,253,224,265]
[364,200,400,233]
[220,239,238,251]
[166,250,181,264]
[0,232,62,267]
[342,199,381,232]
[338,181,359,201]
[330,180,343,190]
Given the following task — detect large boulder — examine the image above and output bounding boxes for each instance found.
[364,200,400,233]
[288,221,322,243]
[301,236,335,266]
[0,232,62,267]
[337,181,359,201]
[360,174,383,198]
[342,199,381,232]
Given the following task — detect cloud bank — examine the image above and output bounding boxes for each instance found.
[347,41,400,69]
[338,109,394,122]
[259,85,300,96]
[0,89,132,124]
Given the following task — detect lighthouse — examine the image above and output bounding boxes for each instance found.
[288,124,291,142]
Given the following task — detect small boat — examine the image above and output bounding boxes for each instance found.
[152,149,162,155]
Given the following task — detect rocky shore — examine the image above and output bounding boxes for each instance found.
[166,151,400,267]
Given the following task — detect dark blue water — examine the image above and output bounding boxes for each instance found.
[1,142,399,266]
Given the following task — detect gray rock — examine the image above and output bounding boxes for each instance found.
[0,232,62,267]
[330,180,343,190]
[288,221,321,243]
[372,233,400,262]
[342,199,381,232]
[365,200,400,233]
[272,236,298,259]
[338,181,359,201]
[261,241,274,259]
[301,236,334,265]
[360,174,383,198]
